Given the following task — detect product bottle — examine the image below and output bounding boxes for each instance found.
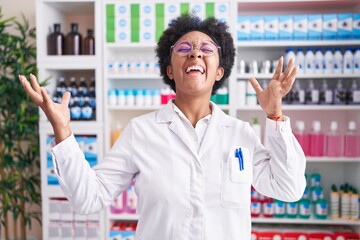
[262,198,274,218]
[333,48,343,74]
[325,121,343,157]
[315,197,328,219]
[284,48,296,70]
[110,193,125,214]
[350,189,359,220]
[344,121,360,157]
[78,77,89,97]
[346,80,360,105]
[65,23,82,55]
[135,89,144,106]
[81,97,93,120]
[341,188,351,219]
[305,48,315,74]
[274,199,286,218]
[343,48,354,74]
[55,76,67,97]
[69,77,78,97]
[84,29,95,55]
[323,48,334,74]
[314,48,324,75]
[299,198,311,219]
[286,201,298,218]
[319,80,334,105]
[47,23,64,55]
[70,97,81,120]
[290,81,305,104]
[296,48,306,74]
[354,47,360,74]
[126,181,137,214]
[309,120,325,156]
[305,79,319,105]
[294,120,310,156]
[334,79,347,105]
[111,122,122,146]
[330,184,340,219]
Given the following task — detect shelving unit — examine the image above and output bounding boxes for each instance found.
[36,0,360,239]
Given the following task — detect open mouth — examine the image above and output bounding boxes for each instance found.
[185,65,205,74]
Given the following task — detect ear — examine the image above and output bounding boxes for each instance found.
[215,67,224,81]
[166,65,173,80]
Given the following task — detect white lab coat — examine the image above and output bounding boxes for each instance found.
[52,100,306,240]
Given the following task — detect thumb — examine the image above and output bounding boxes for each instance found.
[61,91,71,106]
[249,77,263,94]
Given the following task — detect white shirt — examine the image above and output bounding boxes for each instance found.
[52,100,306,240]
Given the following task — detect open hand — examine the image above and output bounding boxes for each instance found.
[19,74,72,143]
[249,57,298,119]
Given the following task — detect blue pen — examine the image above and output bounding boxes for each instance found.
[239,148,244,171]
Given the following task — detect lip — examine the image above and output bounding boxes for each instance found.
[185,64,205,75]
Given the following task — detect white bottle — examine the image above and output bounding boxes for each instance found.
[353,47,360,74]
[285,48,296,69]
[343,48,354,74]
[314,48,324,75]
[323,48,334,75]
[333,48,343,75]
[305,48,315,74]
[296,48,305,74]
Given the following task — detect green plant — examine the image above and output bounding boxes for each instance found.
[0,7,42,240]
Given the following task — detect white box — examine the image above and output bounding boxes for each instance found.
[215,2,230,24]
[115,2,131,17]
[265,16,279,40]
[251,16,264,40]
[60,221,74,240]
[279,15,293,40]
[293,15,308,40]
[237,16,251,41]
[140,3,155,17]
[140,16,155,43]
[190,2,205,20]
[323,14,337,40]
[115,17,131,43]
[49,199,62,221]
[338,13,353,39]
[49,221,62,240]
[60,200,73,221]
[308,14,322,40]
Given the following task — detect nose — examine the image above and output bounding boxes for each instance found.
[189,48,203,59]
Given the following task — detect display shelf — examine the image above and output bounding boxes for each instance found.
[237,41,360,48]
[37,56,99,69]
[252,217,360,226]
[237,73,360,79]
[107,104,231,111]
[43,186,67,198]
[236,105,360,111]
[107,74,161,80]
[307,157,360,163]
[108,212,139,221]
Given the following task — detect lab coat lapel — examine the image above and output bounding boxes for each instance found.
[155,101,199,160]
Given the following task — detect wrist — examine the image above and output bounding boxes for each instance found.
[267,114,284,121]
[54,126,72,144]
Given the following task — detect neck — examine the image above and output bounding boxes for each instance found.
[174,93,212,127]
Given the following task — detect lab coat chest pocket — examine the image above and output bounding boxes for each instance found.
[221,146,252,208]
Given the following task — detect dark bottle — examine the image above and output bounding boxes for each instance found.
[47,23,64,55]
[65,23,82,55]
[84,29,95,55]
[78,77,89,97]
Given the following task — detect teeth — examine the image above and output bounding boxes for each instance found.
[186,65,204,74]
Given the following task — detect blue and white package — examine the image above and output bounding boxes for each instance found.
[353,13,360,39]
[47,158,58,185]
[250,16,264,40]
[84,136,98,162]
[279,15,293,40]
[323,14,338,40]
[338,13,353,39]
[237,16,251,41]
[294,15,308,40]
[265,16,279,40]
[308,14,322,40]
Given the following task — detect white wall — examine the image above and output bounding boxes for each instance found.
[0,1,41,239]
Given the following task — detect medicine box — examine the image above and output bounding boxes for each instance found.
[237,16,251,41]
[250,16,264,40]
[293,15,308,40]
[323,14,337,40]
[308,14,322,40]
[338,13,353,39]
[265,16,279,40]
[353,13,360,39]
[279,15,293,40]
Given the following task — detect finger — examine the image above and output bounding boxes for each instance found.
[29,73,41,94]
[272,56,283,80]
[40,87,52,104]
[282,66,299,91]
[249,77,263,94]
[19,75,43,105]
[61,91,71,106]
[280,57,295,81]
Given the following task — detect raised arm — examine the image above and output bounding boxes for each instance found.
[19,74,71,144]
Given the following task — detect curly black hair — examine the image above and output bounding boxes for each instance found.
[155,13,235,95]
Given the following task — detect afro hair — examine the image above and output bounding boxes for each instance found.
[155,13,235,95]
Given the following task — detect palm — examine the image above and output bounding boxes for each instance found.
[19,74,71,130]
[250,57,298,117]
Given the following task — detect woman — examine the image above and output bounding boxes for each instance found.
[19,14,306,240]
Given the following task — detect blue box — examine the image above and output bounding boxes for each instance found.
[338,13,353,39]
[279,15,293,40]
[308,14,322,40]
[323,14,338,40]
[353,13,360,39]
[47,158,59,185]
[265,16,279,40]
[250,16,264,40]
[293,15,308,40]
[237,16,251,41]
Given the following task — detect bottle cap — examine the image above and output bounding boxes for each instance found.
[296,120,305,131]
[313,121,321,132]
[348,121,356,131]
[330,121,338,131]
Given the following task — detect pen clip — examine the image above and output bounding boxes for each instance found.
[235,148,244,171]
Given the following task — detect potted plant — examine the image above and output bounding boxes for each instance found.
[0,7,42,240]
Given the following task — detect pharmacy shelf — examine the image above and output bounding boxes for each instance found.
[237,41,360,48]
[43,185,66,198]
[307,157,360,163]
[108,212,139,221]
[237,73,360,79]
[37,56,99,69]
[107,74,161,80]
[107,104,231,111]
[40,121,103,133]
[252,217,360,226]
[106,43,157,49]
